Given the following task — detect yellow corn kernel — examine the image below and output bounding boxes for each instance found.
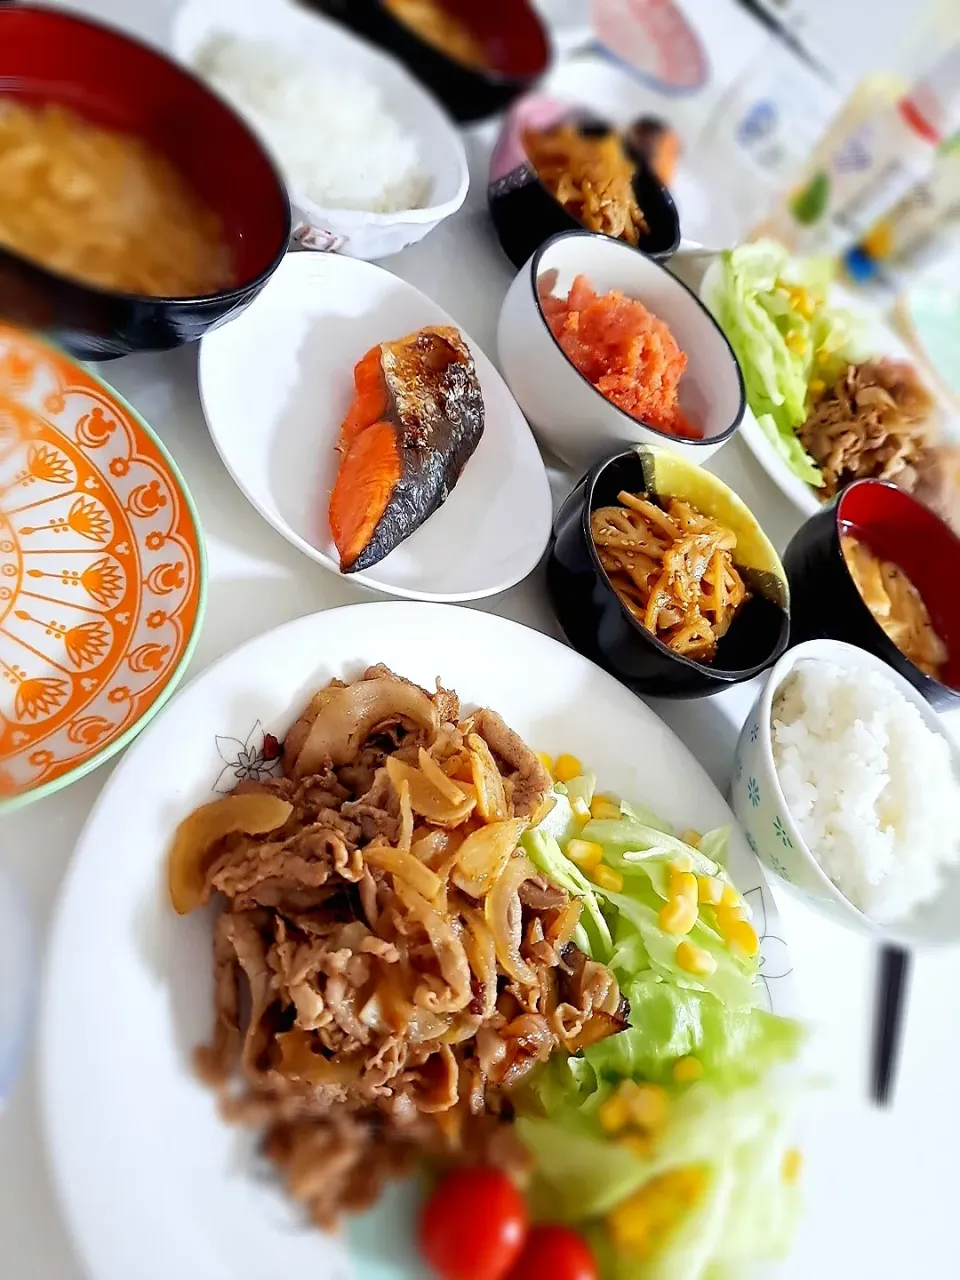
[793,289,815,320]
[679,829,701,849]
[590,795,622,821]
[659,895,698,935]
[727,919,760,958]
[593,864,624,893]
[673,1055,704,1084]
[676,940,717,977]
[697,874,724,906]
[669,869,698,905]
[554,753,582,783]
[662,1166,708,1205]
[571,797,592,825]
[567,839,603,873]
[606,1168,706,1256]
[808,377,826,397]
[782,1147,803,1183]
[622,1082,669,1130]
[536,752,554,776]
[617,1132,654,1160]
[785,330,806,355]
[815,345,833,367]
[598,1090,631,1133]
[720,882,740,909]
[607,1195,654,1255]
[715,904,746,938]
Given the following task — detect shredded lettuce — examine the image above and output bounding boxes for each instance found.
[516,775,805,1280]
[702,239,869,489]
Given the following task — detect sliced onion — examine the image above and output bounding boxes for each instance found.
[462,906,498,1020]
[484,853,539,986]
[418,747,466,804]
[294,677,439,775]
[467,732,508,821]
[411,828,460,871]
[452,818,527,899]
[394,879,472,1013]
[386,756,476,827]
[168,793,292,914]
[548,898,583,948]
[276,1030,364,1086]
[365,843,443,901]
[397,778,414,852]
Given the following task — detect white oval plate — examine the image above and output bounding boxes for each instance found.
[41,602,796,1280]
[693,259,960,518]
[198,254,553,602]
[170,0,469,261]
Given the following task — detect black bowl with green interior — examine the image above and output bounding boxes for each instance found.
[548,446,791,698]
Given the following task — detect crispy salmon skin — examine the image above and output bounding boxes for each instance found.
[329,326,485,574]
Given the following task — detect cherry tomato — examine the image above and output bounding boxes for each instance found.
[419,1167,527,1280]
[504,1225,599,1280]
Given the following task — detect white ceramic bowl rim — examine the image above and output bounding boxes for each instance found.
[530,229,746,448]
[831,477,960,705]
[579,445,790,681]
[755,637,960,942]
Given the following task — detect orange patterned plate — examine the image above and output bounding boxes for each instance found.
[0,325,206,811]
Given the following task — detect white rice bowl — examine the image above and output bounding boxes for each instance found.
[772,658,960,923]
[193,35,430,215]
[171,0,469,259]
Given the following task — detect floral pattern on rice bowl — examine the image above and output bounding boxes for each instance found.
[0,326,203,802]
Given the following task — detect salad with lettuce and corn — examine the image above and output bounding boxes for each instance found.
[517,755,805,1280]
[701,239,868,489]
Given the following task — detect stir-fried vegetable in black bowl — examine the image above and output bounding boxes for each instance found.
[548,446,791,698]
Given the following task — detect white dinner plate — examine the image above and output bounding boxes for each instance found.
[41,602,796,1280]
[198,254,553,602]
[689,257,960,519]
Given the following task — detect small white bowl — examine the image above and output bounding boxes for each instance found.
[497,230,745,471]
[732,638,960,946]
[171,0,469,261]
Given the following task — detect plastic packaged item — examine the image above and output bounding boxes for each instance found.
[752,71,903,247]
[767,46,960,256]
[847,135,960,288]
[0,860,33,1107]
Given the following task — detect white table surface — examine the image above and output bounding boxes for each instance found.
[3,3,960,1278]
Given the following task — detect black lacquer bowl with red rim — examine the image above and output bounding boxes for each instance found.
[0,4,291,359]
[783,478,960,710]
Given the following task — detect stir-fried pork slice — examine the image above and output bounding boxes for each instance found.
[472,708,553,818]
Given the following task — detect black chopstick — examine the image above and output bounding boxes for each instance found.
[871,944,911,1107]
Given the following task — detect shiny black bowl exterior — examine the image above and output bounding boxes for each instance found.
[0,4,292,360]
[309,0,550,123]
[782,480,960,711]
[489,154,680,271]
[0,246,289,362]
[547,448,791,699]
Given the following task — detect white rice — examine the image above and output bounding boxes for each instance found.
[192,34,430,214]
[772,658,960,923]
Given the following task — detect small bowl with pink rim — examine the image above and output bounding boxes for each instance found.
[732,638,960,946]
[497,229,745,472]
